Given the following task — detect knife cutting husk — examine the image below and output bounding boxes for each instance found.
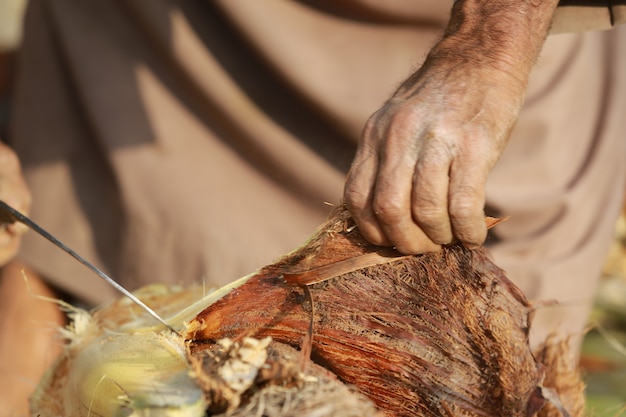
[0,199,177,333]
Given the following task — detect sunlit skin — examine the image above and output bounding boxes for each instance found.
[0,262,64,417]
[0,142,30,261]
[345,0,561,254]
[0,141,62,417]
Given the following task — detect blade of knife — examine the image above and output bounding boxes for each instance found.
[0,200,178,334]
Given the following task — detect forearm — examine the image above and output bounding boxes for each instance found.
[449,0,558,69]
[398,0,560,98]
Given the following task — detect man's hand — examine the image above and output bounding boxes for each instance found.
[345,59,523,254]
[344,0,559,254]
[0,141,30,265]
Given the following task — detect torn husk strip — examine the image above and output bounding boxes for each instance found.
[284,216,506,286]
[283,248,407,285]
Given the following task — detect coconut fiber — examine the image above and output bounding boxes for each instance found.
[187,207,583,417]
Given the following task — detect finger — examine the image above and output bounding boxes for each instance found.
[371,132,440,254]
[373,179,441,254]
[344,149,391,247]
[0,241,20,265]
[0,223,21,266]
[0,224,11,246]
[373,211,441,254]
[0,197,30,236]
[412,141,454,244]
[448,158,489,247]
[7,221,29,236]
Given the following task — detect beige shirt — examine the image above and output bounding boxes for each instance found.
[553,1,626,33]
[10,0,626,318]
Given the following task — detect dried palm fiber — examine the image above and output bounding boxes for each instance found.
[534,335,586,417]
[187,207,580,417]
[31,207,583,417]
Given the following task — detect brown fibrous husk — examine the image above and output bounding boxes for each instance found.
[535,335,586,417]
[186,207,580,417]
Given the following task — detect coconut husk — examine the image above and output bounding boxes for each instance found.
[186,207,581,417]
[534,335,586,417]
[190,337,384,417]
[31,207,584,417]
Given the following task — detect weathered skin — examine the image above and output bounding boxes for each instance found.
[344,0,561,253]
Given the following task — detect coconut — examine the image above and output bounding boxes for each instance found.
[31,207,582,417]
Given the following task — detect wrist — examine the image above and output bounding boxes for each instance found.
[433,0,559,81]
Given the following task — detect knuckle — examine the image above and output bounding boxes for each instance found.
[343,177,370,211]
[419,141,455,167]
[449,188,482,221]
[362,113,380,134]
[385,110,422,141]
[343,187,368,212]
[448,195,486,245]
[449,201,478,222]
[414,206,446,227]
[414,207,453,244]
[372,197,405,223]
[361,111,387,145]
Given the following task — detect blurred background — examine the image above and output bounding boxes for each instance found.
[0,1,625,415]
[0,0,27,140]
[583,212,626,416]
